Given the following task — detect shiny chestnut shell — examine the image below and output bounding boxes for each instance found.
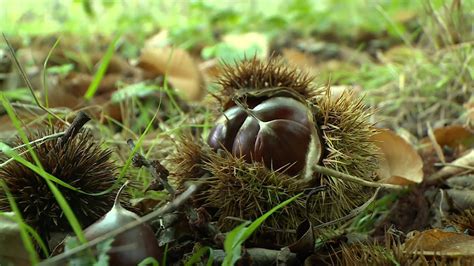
[208,97,315,175]
[83,203,162,265]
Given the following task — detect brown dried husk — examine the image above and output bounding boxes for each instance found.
[331,233,474,266]
[171,59,379,246]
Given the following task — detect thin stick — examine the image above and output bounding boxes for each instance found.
[12,132,66,151]
[0,131,66,168]
[296,165,406,191]
[58,111,90,146]
[38,184,198,266]
[2,33,69,126]
[126,140,223,244]
[434,162,474,171]
[313,188,381,229]
[127,139,175,197]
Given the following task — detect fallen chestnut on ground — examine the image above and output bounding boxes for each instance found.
[83,182,162,265]
[208,96,320,175]
[172,58,380,246]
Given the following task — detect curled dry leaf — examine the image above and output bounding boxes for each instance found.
[199,58,221,82]
[138,47,205,101]
[403,229,474,256]
[48,72,124,120]
[372,129,424,185]
[287,220,314,256]
[421,125,474,151]
[428,150,474,181]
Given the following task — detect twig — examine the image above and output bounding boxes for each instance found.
[58,112,90,146]
[126,139,175,196]
[14,132,66,151]
[126,140,223,245]
[313,187,381,229]
[434,162,474,171]
[38,184,198,266]
[0,131,66,168]
[296,165,406,191]
[210,247,299,265]
[10,102,70,114]
[2,33,69,126]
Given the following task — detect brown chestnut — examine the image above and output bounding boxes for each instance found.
[83,183,162,266]
[208,97,320,175]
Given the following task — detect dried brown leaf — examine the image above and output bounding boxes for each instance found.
[403,229,474,256]
[138,47,205,101]
[428,150,474,181]
[372,129,424,185]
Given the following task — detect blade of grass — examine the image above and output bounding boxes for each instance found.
[42,37,62,126]
[162,48,184,115]
[118,109,159,180]
[223,193,302,266]
[84,34,120,100]
[2,33,68,125]
[0,181,40,264]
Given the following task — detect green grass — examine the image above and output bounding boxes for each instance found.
[223,193,302,266]
[1,0,424,55]
[84,34,120,100]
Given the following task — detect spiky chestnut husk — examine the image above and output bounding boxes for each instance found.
[171,58,379,245]
[446,209,474,233]
[329,236,474,266]
[0,126,118,240]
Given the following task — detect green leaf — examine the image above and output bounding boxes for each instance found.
[46,63,74,75]
[138,257,159,266]
[184,246,214,266]
[111,82,158,103]
[223,222,250,266]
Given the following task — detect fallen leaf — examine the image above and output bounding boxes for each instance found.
[422,125,474,151]
[427,150,474,181]
[403,229,474,256]
[446,175,474,190]
[465,99,474,126]
[0,213,31,266]
[199,58,221,82]
[144,30,170,49]
[48,72,123,120]
[445,189,474,210]
[138,47,205,101]
[372,129,424,185]
[287,220,314,256]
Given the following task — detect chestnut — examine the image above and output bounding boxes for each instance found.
[83,183,162,266]
[208,97,317,175]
